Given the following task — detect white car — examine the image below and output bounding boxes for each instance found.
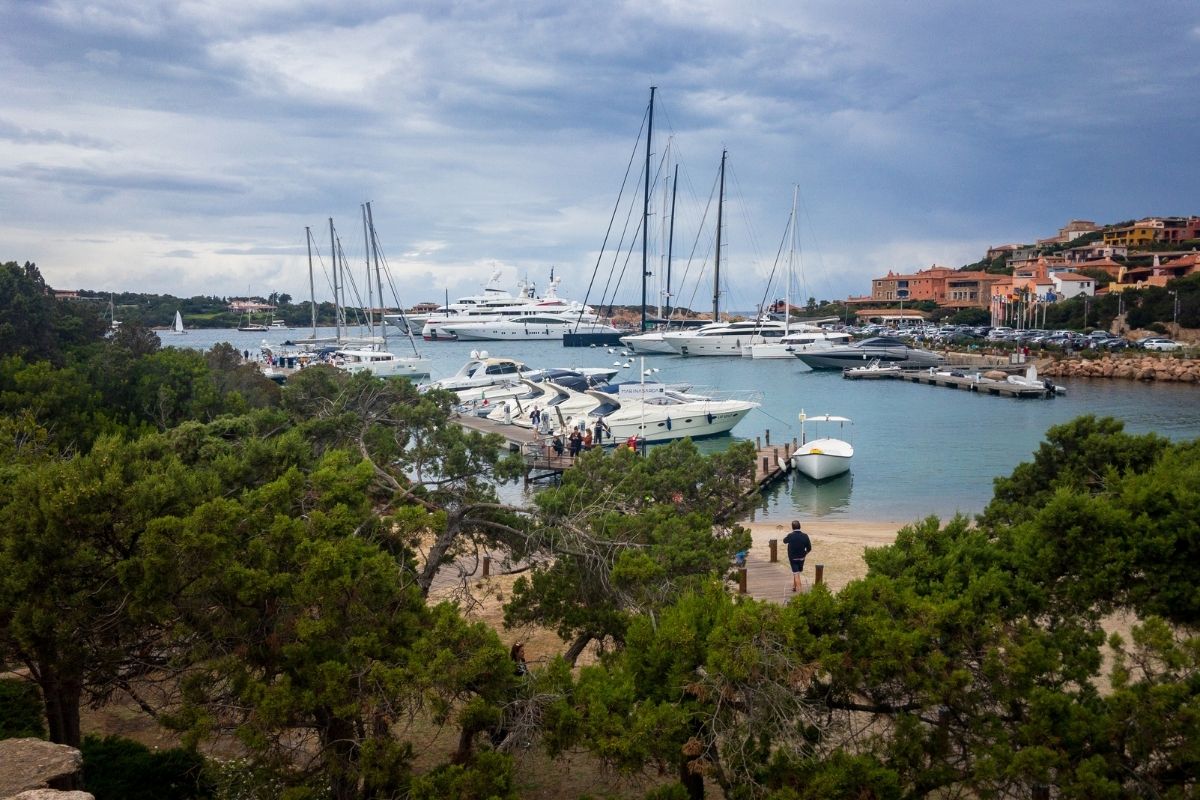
[1141,338,1182,351]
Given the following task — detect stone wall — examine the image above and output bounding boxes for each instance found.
[1040,355,1200,383]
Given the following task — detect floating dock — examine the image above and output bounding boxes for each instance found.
[843,365,1058,398]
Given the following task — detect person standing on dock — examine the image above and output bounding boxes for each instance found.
[593,417,611,445]
[783,520,812,593]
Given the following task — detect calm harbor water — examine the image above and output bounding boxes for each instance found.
[160,327,1200,526]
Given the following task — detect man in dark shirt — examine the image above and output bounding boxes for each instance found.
[783,519,812,593]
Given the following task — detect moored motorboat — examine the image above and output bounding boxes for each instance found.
[1006,364,1066,395]
[788,411,853,481]
[565,384,759,444]
[333,348,432,379]
[794,336,944,370]
[439,314,623,342]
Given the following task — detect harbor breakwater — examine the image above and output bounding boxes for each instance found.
[1041,354,1200,383]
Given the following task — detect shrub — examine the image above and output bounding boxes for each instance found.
[0,677,45,738]
[81,734,213,800]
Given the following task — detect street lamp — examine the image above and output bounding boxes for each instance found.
[1169,290,1179,338]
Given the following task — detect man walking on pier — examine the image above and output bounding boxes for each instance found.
[783,520,812,593]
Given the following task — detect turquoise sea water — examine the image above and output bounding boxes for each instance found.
[160,328,1200,526]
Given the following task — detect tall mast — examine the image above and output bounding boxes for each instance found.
[366,201,387,351]
[714,149,726,321]
[666,162,678,320]
[329,217,341,343]
[641,86,655,332]
[362,204,374,338]
[305,226,316,337]
[788,184,798,336]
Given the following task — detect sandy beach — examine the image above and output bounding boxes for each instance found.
[740,517,908,593]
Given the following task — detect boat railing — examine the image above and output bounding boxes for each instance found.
[680,387,764,404]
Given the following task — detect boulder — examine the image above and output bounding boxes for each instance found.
[0,739,87,800]
[8,792,94,800]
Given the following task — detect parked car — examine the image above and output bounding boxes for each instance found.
[1141,338,1182,352]
[1099,338,1131,351]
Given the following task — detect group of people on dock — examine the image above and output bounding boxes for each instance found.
[544,417,642,460]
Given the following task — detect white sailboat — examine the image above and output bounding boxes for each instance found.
[168,309,187,335]
[789,411,854,481]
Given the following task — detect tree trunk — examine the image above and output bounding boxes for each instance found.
[318,713,361,800]
[564,633,593,667]
[39,668,82,749]
[679,753,705,800]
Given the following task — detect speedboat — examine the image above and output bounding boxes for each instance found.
[742,327,852,359]
[421,353,536,392]
[663,319,791,357]
[619,330,677,354]
[843,358,902,377]
[1006,364,1065,395]
[492,380,605,429]
[333,348,432,379]
[794,336,944,370]
[789,412,853,481]
[567,385,759,444]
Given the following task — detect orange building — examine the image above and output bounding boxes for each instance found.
[871,265,1000,308]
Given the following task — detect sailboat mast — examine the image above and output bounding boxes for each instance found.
[362,204,374,338]
[641,86,655,332]
[366,201,387,351]
[787,185,797,336]
[666,162,678,320]
[306,226,316,336]
[714,149,726,321]
[329,217,341,342]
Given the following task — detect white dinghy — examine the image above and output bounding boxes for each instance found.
[789,411,854,481]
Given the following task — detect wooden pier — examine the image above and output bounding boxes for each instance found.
[843,365,1057,398]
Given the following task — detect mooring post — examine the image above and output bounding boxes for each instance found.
[814,564,824,585]
[769,539,778,562]
[737,567,747,594]
[482,555,491,578]
[762,456,769,474]
[773,447,779,464]
[765,429,771,445]
[756,435,761,449]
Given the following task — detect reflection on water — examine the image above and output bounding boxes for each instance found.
[748,470,853,522]
[787,471,853,516]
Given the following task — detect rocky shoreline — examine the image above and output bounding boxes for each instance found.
[1039,354,1200,383]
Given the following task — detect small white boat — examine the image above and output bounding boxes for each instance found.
[789,411,854,481]
[167,310,187,335]
[1006,365,1065,395]
[843,358,901,376]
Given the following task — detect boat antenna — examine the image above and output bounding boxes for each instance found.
[714,149,726,321]
[641,85,655,332]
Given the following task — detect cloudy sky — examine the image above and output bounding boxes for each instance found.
[3,1,1198,312]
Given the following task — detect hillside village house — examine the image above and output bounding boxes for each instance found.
[1103,216,1200,247]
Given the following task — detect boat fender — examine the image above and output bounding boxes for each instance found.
[665,416,672,430]
[706,413,714,425]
